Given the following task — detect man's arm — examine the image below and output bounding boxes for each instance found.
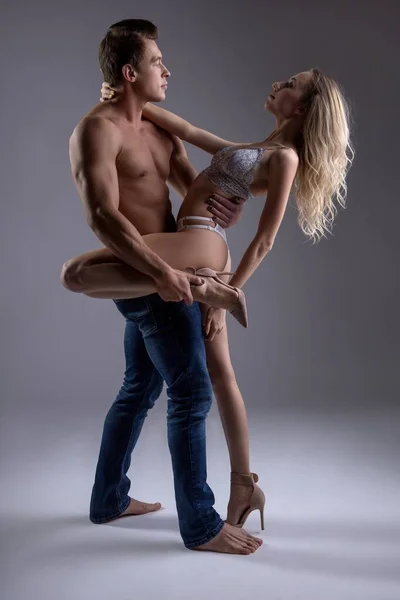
[167,134,246,227]
[69,117,199,303]
[70,117,171,279]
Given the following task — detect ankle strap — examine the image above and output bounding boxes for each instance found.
[231,472,259,486]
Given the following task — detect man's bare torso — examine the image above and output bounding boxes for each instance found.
[78,104,177,235]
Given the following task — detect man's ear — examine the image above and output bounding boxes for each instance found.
[122,64,136,83]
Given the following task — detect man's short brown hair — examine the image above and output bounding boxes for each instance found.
[98,19,158,85]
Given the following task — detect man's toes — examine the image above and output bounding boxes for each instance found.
[246,539,258,552]
[236,540,252,554]
[250,534,263,546]
[142,502,161,514]
[234,533,257,553]
[242,530,263,546]
[127,499,162,515]
[244,535,261,552]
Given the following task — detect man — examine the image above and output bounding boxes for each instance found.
[61,19,261,554]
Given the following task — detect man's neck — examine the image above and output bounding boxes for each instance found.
[113,87,147,128]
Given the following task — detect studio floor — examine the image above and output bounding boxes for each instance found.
[1,405,399,600]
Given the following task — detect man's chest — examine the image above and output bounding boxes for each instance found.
[116,121,173,181]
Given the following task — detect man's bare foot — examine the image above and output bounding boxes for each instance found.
[193,523,262,555]
[119,497,162,518]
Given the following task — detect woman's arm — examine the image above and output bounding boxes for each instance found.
[143,103,235,155]
[228,149,299,289]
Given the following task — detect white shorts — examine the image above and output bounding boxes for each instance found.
[176,216,228,247]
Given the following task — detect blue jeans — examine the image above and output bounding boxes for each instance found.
[89,294,224,548]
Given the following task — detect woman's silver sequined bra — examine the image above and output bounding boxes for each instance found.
[201,146,265,199]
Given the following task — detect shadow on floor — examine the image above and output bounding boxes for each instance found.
[2,512,400,581]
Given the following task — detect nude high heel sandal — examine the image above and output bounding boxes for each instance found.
[186,267,248,328]
[228,472,266,530]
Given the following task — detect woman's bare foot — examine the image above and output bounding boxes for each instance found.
[119,497,162,518]
[193,523,262,554]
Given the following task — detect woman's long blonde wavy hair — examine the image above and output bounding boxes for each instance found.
[294,69,354,242]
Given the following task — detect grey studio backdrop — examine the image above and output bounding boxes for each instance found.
[1,0,399,519]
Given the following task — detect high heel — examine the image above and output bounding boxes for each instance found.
[186,267,248,328]
[227,472,266,530]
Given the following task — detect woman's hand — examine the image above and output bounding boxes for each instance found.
[203,306,226,342]
[100,82,121,102]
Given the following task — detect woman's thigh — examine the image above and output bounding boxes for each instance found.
[143,230,228,273]
[65,229,228,273]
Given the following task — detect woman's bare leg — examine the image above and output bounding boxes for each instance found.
[205,322,251,474]
[60,230,228,300]
[201,255,257,524]
[204,317,257,524]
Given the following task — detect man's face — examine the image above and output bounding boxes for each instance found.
[134,39,170,102]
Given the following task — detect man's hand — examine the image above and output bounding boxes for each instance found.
[154,268,203,305]
[206,193,246,228]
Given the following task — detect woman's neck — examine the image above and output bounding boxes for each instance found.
[264,117,304,150]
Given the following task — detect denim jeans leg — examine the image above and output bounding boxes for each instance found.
[137,295,224,548]
[90,312,164,524]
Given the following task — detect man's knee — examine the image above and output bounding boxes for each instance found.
[116,373,164,414]
[60,258,84,292]
[172,365,213,398]
[167,368,213,421]
[145,375,164,409]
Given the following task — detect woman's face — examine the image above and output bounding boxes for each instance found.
[265,70,314,118]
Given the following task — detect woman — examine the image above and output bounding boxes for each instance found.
[64,68,353,528]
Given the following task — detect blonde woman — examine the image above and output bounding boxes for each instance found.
[65,67,353,532]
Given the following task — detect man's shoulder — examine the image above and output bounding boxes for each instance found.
[69,108,122,164]
[72,107,119,140]
[70,113,122,162]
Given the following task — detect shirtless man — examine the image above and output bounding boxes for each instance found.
[61,19,262,554]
